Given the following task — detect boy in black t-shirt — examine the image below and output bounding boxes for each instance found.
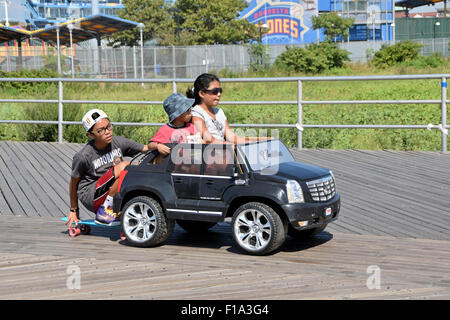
[66,109,148,227]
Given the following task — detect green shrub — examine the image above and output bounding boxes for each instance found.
[0,69,59,93]
[399,52,445,68]
[371,41,423,68]
[17,103,85,142]
[248,43,271,72]
[275,42,350,74]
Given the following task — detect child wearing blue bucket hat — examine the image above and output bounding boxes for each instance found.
[148,93,201,155]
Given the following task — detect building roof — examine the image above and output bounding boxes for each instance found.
[31,14,139,45]
[0,25,32,43]
[396,0,443,9]
[0,14,139,45]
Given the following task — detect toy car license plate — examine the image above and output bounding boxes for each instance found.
[325,207,332,217]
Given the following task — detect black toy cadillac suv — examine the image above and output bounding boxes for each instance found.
[113,139,340,255]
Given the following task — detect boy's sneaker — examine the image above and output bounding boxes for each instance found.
[95,205,120,226]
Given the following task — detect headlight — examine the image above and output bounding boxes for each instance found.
[286,180,304,203]
[330,170,337,189]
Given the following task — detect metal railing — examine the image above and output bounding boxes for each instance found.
[0,74,448,151]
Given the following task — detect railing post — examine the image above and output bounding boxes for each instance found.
[442,76,447,152]
[172,80,177,94]
[58,80,63,143]
[297,80,303,150]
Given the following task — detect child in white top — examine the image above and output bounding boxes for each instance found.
[187,73,262,144]
[191,105,227,141]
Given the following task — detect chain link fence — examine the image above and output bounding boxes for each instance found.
[0,39,448,78]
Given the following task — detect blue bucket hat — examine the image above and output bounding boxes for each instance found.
[163,93,195,124]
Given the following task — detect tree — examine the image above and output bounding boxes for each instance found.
[108,0,260,46]
[107,0,176,47]
[173,0,259,45]
[312,12,354,42]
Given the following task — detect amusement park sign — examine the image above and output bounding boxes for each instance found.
[240,0,318,44]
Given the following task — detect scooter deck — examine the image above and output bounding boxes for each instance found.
[61,217,124,239]
[61,217,121,227]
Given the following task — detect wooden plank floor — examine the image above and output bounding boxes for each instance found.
[0,216,449,300]
[0,141,449,240]
[0,141,449,300]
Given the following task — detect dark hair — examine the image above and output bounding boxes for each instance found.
[186,73,220,105]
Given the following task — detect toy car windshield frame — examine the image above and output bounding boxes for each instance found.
[236,139,295,172]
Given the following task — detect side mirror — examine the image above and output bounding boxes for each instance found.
[234,172,249,185]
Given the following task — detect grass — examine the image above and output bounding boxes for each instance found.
[0,61,449,150]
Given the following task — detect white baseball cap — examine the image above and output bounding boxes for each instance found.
[82,109,108,132]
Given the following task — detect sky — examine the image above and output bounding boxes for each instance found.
[1,0,24,23]
[0,0,446,24]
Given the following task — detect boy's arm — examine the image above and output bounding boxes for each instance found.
[66,176,81,227]
[148,141,171,155]
[147,127,171,155]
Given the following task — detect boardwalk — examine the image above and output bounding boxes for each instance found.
[0,141,449,300]
[0,216,449,300]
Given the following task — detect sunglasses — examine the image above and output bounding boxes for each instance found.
[202,87,223,95]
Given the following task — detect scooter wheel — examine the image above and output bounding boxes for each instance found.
[80,225,91,235]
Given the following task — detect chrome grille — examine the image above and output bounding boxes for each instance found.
[306,175,336,202]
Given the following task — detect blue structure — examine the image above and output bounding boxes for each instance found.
[240,0,319,45]
[324,0,395,41]
[22,0,394,43]
[23,0,125,30]
[240,0,395,44]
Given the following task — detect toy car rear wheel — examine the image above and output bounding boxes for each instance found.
[176,220,217,233]
[231,202,286,255]
[121,196,174,247]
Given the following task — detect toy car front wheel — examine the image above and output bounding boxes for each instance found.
[121,196,174,247]
[231,202,286,255]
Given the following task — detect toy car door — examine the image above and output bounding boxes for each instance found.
[170,144,202,200]
[199,144,235,201]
